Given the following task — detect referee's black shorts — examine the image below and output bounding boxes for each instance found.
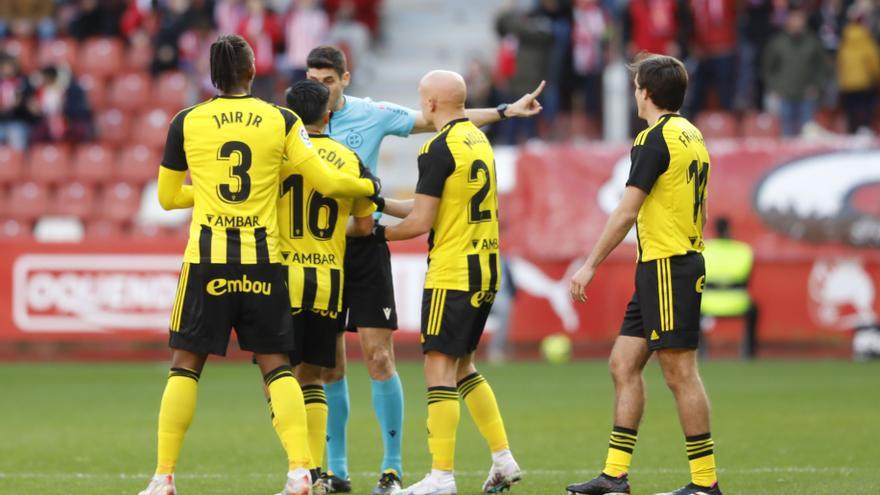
[620,252,705,351]
[342,233,398,331]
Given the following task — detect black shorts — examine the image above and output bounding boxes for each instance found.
[421,288,495,357]
[620,252,705,351]
[169,262,294,356]
[343,234,398,331]
[290,308,343,368]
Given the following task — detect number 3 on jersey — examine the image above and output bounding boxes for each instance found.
[217,141,252,203]
[282,174,338,240]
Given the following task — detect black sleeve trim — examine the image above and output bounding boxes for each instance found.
[277,106,298,135]
[625,121,670,193]
[415,134,455,198]
[160,107,195,171]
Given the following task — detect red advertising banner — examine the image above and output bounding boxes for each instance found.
[0,138,878,351]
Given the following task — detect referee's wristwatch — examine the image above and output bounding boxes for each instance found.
[496,103,510,120]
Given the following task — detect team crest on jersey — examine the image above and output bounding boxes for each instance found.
[345,132,364,148]
[299,126,313,148]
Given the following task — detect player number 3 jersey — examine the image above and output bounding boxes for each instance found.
[416,118,500,292]
[163,96,320,264]
[626,114,711,262]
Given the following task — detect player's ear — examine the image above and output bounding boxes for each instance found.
[341,71,351,88]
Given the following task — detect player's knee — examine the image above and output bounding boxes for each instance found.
[661,363,698,390]
[608,355,640,384]
[365,346,394,380]
[322,363,346,383]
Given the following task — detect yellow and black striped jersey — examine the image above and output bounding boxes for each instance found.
[278,134,376,312]
[161,95,374,265]
[416,118,500,292]
[627,114,711,262]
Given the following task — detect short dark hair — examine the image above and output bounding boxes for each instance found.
[306,45,348,77]
[209,34,254,93]
[285,79,330,126]
[628,53,688,112]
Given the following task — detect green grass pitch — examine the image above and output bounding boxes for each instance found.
[1,360,878,494]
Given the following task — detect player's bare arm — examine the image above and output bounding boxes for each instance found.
[377,197,415,219]
[156,166,194,210]
[570,186,647,303]
[410,80,546,133]
[381,194,439,241]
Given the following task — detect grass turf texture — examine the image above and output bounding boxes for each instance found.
[0,360,877,494]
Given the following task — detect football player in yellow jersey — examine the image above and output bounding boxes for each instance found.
[138,35,378,495]
[373,71,521,495]
[567,54,722,495]
[275,79,378,485]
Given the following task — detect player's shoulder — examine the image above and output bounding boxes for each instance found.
[634,115,676,150]
[170,98,214,126]
[419,123,454,157]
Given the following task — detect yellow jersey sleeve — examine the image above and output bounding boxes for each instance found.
[351,197,377,218]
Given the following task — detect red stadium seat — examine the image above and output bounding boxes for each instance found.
[37,38,79,70]
[72,143,116,185]
[78,74,109,111]
[136,109,172,149]
[127,38,154,71]
[95,108,131,145]
[1,38,37,73]
[78,38,124,78]
[109,71,151,111]
[7,181,50,222]
[118,144,159,184]
[54,181,96,218]
[28,144,71,185]
[0,219,32,240]
[695,111,738,139]
[741,112,781,138]
[155,71,191,112]
[84,218,125,238]
[98,181,141,222]
[0,146,25,185]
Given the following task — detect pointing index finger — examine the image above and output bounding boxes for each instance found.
[530,80,546,99]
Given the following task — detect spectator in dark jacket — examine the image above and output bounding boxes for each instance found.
[30,66,93,143]
[762,8,830,136]
[0,54,35,150]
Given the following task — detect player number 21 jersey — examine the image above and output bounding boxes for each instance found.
[416,118,500,292]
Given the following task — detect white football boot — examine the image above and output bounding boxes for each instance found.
[482,451,522,493]
[393,472,457,495]
[138,474,176,495]
[275,468,313,495]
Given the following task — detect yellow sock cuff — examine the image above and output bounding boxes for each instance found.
[427,387,460,471]
[459,374,509,452]
[686,433,716,486]
[302,384,327,405]
[603,426,638,477]
[456,372,487,399]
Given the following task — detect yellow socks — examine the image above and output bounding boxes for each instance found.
[302,385,328,471]
[686,433,717,487]
[426,386,460,471]
[155,368,200,475]
[264,366,312,471]
[457,372,509,452]
[603,426,638,477]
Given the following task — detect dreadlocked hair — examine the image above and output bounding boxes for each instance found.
[209,34,254,93]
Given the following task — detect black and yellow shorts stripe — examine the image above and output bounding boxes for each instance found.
[420,288,495,357]
[620,252,705,350]
[168,262,294,356]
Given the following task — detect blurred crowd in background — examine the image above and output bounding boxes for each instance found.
[474,0,880,142]
[0,0,381,151]
[3,0,880,150]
